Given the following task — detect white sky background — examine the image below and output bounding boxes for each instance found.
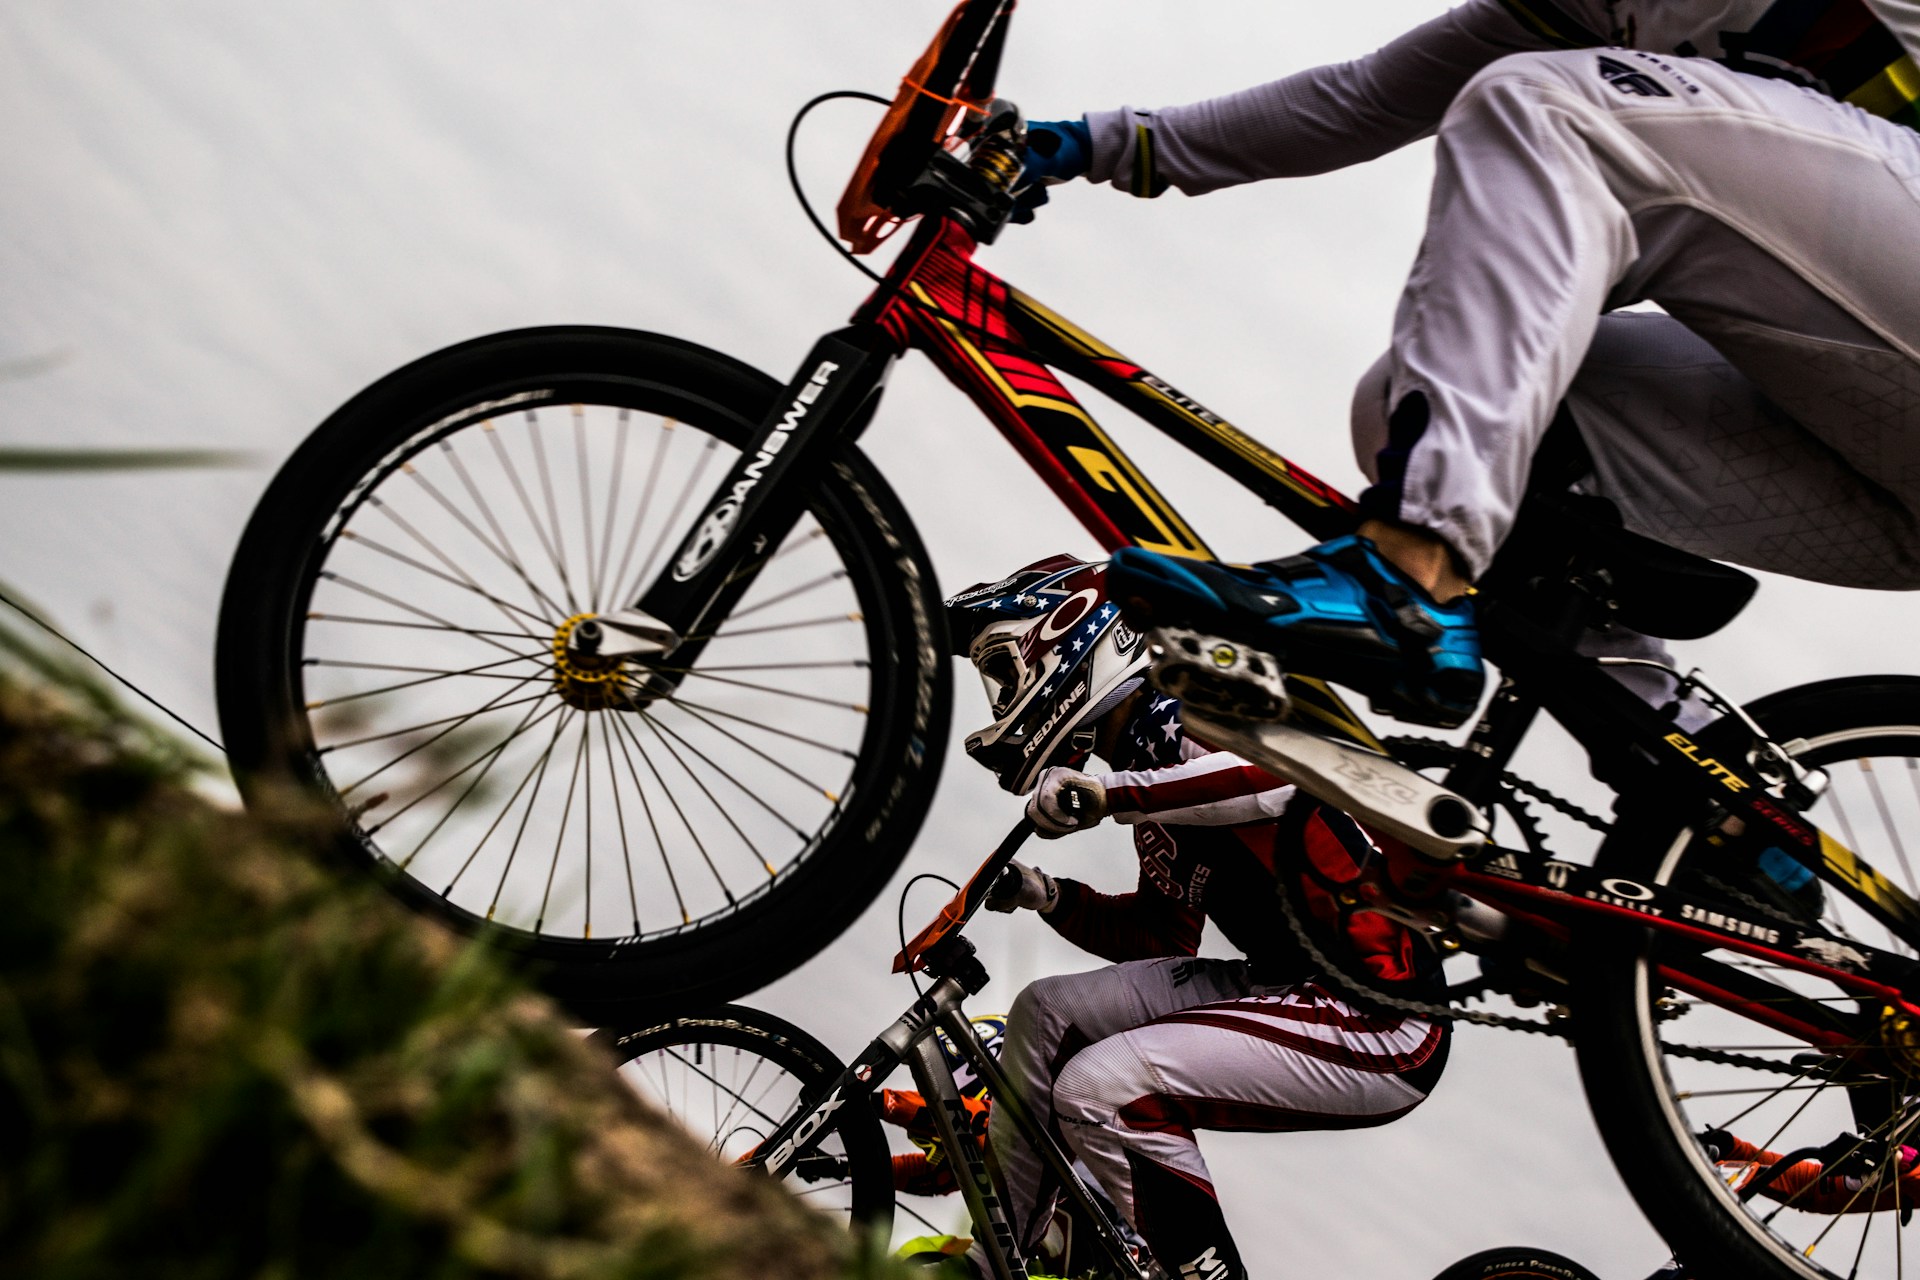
[4,3,1918,1276]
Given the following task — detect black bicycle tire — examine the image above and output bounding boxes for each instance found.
[1575,675,1920,1280]
[590,1004,895,1233]
[1428,1246,1602,1280]
[215,326,951,1022]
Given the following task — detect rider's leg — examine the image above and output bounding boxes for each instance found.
[1352,321,1920,592]
[1113,49,1920,717]
[991,957,1252,1253]
[1367,48,1920,581]
[1050,980,1447,1280]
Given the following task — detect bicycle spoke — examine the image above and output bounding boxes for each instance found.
[1682,1082,1857,1099]
[322,686,549,760]
[701,611,865,642]
[605,705,689,925]
[769,523,826,564]
[389,698,565,866]
[610,711,734,906]
[656,659,870,676]
[485,708,577,922]
[443,707,573,898]
[318,571,532,661]
[668,695,858,760]
[638,712,776,879]
[709,1053,774,1149]
[624,433,720,607]
[433,440,570,620]
[309,655,550,678]
[1862,758,1920,897]
[485,419,580,617]
[670,700,848,801]
[1707,1055,1830,1133]
[607,418,676,611]
[593,409,632,613]
[644,710,812,840]
[366,490,561,631]
[307,653,550,709]
[305,613,534,641]
[340,528,548,635]
[572,405,604,610]
[675,669,868,714]
[600,715,642,936]
[535,720,591,936]
[332,681,555,802]
[724,569,849,623]
[662,1046,784,1130]
[524,409,583,615]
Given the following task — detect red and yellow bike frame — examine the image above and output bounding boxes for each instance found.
[854,216,1382,747]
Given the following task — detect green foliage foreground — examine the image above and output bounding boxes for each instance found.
[0,652,861,1279]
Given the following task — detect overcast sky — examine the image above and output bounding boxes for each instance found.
[7,4,1920,1277]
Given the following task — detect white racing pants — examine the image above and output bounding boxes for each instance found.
[1358,48,1920,587]
[990,957,1445,1278]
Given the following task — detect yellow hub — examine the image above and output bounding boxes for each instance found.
[1881,1006,1920,1080]
[551,614,632,711]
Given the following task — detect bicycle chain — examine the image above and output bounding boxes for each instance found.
[1285,743,1799,1074]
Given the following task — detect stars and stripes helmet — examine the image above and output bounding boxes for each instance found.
[944,555,1151,794]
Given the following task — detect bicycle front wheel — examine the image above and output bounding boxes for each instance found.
[1577,677,1920,1280]
[593,1006,895,1235]
[216,327,950,1021]
[1429,1248,1601,1280]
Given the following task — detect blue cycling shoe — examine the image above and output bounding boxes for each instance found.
[1107,536,1486,729]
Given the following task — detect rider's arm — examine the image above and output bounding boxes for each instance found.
[1082,0,1542,197]
[1041,870,1205,963]
[1098,746,1297,827]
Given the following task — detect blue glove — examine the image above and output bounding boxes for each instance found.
[1013,118,1092,223]
[1025,119,1092,183]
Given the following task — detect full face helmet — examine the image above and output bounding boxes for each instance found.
[945,555,1151,794]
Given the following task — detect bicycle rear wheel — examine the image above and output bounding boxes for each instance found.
[1577,677,1920,1280]
[215,327,950,1021]
[593,1006,894,1234]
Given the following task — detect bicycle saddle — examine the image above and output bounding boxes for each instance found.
[1488,494,1759,641]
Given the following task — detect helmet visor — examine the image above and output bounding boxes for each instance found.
[971,634,1027,719]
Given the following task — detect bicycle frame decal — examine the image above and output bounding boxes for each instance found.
[868,220,1212,559]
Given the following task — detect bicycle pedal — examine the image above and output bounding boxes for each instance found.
[1180,707,1489,860]
[1146,627,1289,720]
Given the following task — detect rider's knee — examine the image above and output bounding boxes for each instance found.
[1007,975,1067,1038]
[1443,49,1600,133]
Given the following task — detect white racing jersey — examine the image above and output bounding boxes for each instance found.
[1084,0,1920,198]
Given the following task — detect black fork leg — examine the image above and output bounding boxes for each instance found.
[597,326,896,686]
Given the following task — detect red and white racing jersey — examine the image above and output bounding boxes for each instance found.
[1040,693,1438,992]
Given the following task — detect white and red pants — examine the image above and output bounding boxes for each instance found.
[991,957,1447,1279]
[1356,49,1920,587]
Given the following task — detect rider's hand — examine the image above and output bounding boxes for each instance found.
[984,858,1060,913]
[1013,118,1092,224]
[1026,766,1107,838]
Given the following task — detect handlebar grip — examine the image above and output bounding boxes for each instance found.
[1058,782,1096,818]
[989,864,1025,901]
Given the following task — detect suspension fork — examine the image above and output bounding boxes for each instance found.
[574,325,899,689]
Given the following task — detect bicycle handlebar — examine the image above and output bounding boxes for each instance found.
[893,817,1034,974]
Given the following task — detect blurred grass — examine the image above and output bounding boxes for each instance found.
[0,605,900,1279]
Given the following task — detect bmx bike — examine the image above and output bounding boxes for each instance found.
[216,5,1920,1274]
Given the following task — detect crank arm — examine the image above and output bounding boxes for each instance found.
[1181,708,1489,859]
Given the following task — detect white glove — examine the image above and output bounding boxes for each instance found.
[984,858,1060,914]
[1025,767,1107,839]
